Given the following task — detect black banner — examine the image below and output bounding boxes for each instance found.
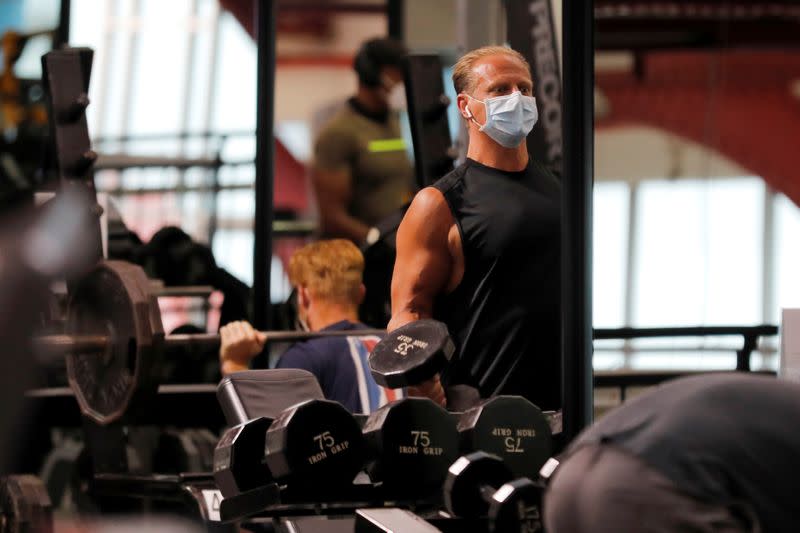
[505,0,563,175]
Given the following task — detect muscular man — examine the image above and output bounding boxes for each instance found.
[219,239,401,414]
[312,37,415,244]
[544,373,800,532]
[388,46,561,409]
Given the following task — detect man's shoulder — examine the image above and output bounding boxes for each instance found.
[315,105,363,139]
[431,161,470,194]
[291,327,369,355]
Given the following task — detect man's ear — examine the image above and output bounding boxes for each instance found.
[457,93,472,120]
[357,283,366,305]
[297,286,311,309]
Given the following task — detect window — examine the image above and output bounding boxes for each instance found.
[633,178,763,327]
[593,181,629,328]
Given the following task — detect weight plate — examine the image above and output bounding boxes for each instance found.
[66,260,164,425]
[0,475,53,533]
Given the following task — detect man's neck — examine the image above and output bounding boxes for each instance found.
[466,135,529,172]
[307,303,360,332]
[355,86,388,115]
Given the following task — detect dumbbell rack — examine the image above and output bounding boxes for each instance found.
[219,481,439,521]
[90,471,493,532]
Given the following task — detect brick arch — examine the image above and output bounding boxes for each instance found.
[596,50,800,206]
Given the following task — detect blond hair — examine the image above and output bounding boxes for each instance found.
[287,239,364,304]
[451,45,531,94]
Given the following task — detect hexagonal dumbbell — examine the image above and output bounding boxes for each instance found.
[369,320,554,482]
[362,397,459,497]
[368,320,454,389]
[444,452,543,533]
[213,399,365,498]
[213,418,271,497]
[457,396,553,479]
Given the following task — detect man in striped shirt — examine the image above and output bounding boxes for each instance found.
[219,239,402,414]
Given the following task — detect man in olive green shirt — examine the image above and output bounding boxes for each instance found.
[312,38,415,244]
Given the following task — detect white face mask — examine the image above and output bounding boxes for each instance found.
[464,91,538,148]
[388,84,407,111]
[382,75,406,111]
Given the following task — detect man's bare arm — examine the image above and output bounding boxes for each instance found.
[312,167,371,242]
[387,187,456,406]
[388,187,456,331]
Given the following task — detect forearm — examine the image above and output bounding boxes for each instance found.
[387,307,433,332]
[221,360,249,376]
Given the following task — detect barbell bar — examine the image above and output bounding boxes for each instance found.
[34,328,386,355]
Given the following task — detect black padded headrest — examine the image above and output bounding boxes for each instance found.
[217,369,325,425]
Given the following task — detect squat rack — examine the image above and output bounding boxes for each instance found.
[248,0,596,441]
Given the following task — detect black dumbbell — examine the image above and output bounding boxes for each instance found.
[368,319,454,388]
[362,397,459,497]
[369,322,554,478]
[457,396,553,479]
[444,452,543,533]
[213,399,365,497]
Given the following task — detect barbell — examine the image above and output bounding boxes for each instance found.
[35,329,384,354]
[32,260,383,426]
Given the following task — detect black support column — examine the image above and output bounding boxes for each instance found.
[387,0,404,41]
[253,0,278,338]
[561,0,594,442]
[55,0,71,48]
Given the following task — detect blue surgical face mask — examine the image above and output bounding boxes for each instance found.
[464,91,538,148]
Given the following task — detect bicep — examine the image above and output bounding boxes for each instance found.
[390,188,455,323]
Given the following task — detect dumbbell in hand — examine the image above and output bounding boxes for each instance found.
[368,319,454,390]
[444,451,543,533]
[213,399,365,498]
[369,320,555,480]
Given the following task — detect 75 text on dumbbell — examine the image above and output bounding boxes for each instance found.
[491,427,537,454]
[393,335,429,356]
[398,430,445,456]
[308,431,351,465]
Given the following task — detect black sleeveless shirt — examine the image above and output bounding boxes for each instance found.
[431,157,561,410]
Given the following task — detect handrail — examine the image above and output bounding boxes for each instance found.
[593,325,779,371]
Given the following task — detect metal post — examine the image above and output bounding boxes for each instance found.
[387,0,404,41]
[623,182,639,366]
[761,186,776,325]
[561,0,594,442]
[55,0,71,48]
[253,0,277,338]
[178,0,199,221]
[456,0,504,161]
